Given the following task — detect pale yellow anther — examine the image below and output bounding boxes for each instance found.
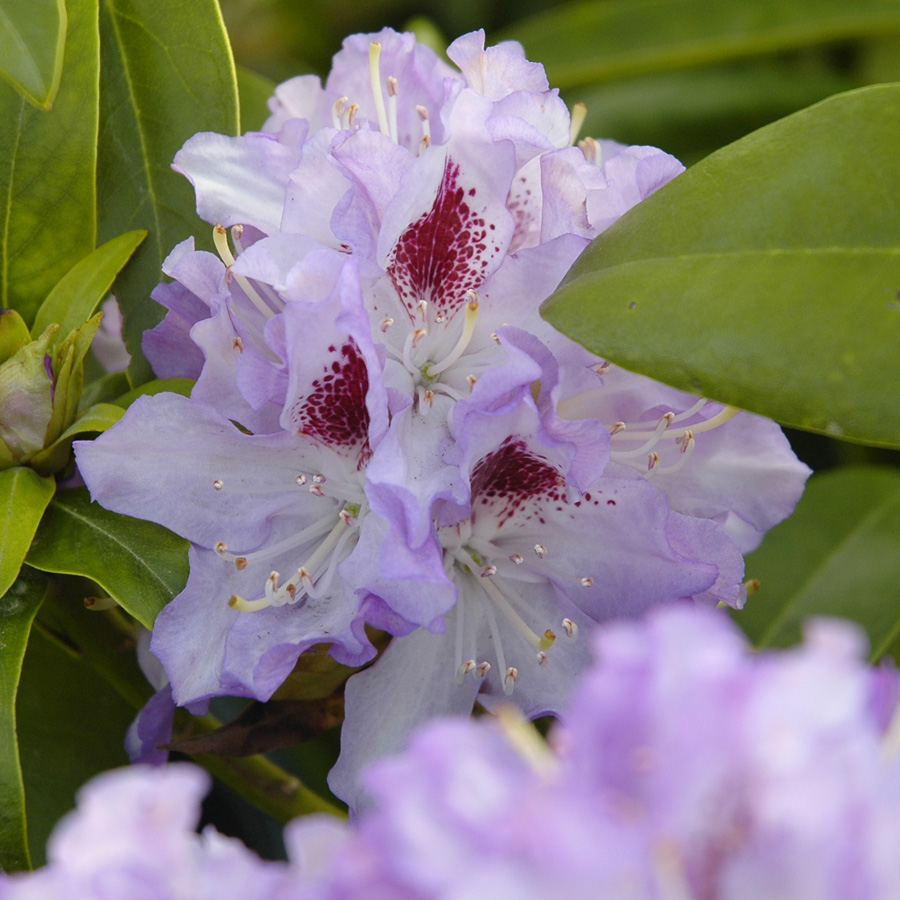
[569,102,587,145]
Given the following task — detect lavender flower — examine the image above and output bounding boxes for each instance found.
[290,607,900,900]
[11,609,898,899]
[0,765,292,900]
[78,27,808,805]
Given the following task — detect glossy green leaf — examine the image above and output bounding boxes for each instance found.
[97,0,239,383]
[736,467,900,661]
[31,230,146,341]
[0,0,98,324]
[505,0,900,89]
[237,65,275,132]
[18,616,136,865]
[26,488,189,629]
[0,468,55,601]
[0,309,31,366]
[543,83,900,448]
[28,402,125,474]
[0,568,49,871]
[0,0,65,109]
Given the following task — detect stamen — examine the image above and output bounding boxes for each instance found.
[213,224,234,266]
[533,544,546,559]
[647,451,660,471]
[295,474,307,486]
[653,431,696,476]
[476,661,491,678]
[456,659,477,683]
[503,667,518,696]
[426,291,479,377]
[561,618,579,641]
[569,102,587,145]
[509,553,524,565]
[229,594,269,612]
[478,572,556,652]
[84,596,118,611]
[212,479,224,491]
[345,103,360,128]
[379,317,394,332]
[422,389,435,410]
[609,422,626,435]
[466,374,478,390]
[214,225,278,322]
[455,597,467,681]
[416,105,431,154]
[612,414,673,459]
[386,75,399,143]
[368,42,391,136]
[536,650,548,665]
[416,299,428,320]
[480,564,497,577]
[214,513,335,570]
[578,136,599,165]
[332,96,348,129]
[232,336,244,352]
[580,576,594,587]
[231,224,245,253]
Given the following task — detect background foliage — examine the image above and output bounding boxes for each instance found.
[0,0,898,869]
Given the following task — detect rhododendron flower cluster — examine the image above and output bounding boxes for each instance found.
[5,607,900,899]
[75,28,809,807]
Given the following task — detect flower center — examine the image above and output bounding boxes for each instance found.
[209,463,366,613]
[559,380,740,476]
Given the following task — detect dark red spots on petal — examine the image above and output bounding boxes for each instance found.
[387,157,503,321]
[287,340,371,463]
[471,437,566,527]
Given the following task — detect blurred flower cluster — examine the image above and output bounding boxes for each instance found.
[5,606,900,899]
[75,28,808,808]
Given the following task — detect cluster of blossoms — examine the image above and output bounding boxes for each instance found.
[5,606,900,899]
[75,29,809,807]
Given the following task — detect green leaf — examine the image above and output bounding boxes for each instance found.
[236,65,275,132]
[504,0,900,89]
[542,83,900,448]
[0,309,31,366]
[0,468,55,600]
[18,614,136,866]
[0,0,66,109]
[28,402,124,473]
[97,0,239,384]
[0,0,98,324]
[736,466,900,661]
[31,230,146,341]
[0,568,49,871]
[26,488,189,629]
